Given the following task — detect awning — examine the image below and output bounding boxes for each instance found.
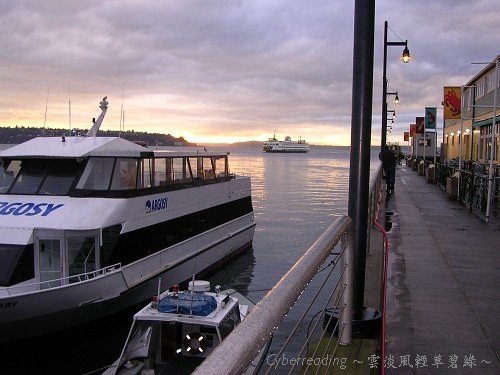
[474,116,500,127]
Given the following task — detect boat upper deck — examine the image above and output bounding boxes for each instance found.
[0,137,239,198]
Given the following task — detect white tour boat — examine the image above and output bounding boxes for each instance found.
[262,135,310,153]
[104,280,268,375]
[0,97,255,343]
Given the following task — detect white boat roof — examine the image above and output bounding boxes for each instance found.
[134,291,242,326]
[0,136,153,159]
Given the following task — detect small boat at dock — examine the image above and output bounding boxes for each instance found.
[103,280,268,375]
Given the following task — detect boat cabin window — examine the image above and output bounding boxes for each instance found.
[219,305,241,340]
[139,158,154,188]
[0,244,34,286]
[0,159,83,196]
[0,160,21,193]
[73,155,230,195]
[76,157,114,190]
[110,158,138,190]
[39,159,83,195]
[8,159,49,195]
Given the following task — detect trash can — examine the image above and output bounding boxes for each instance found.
[446,177,458,198]
[426,165,435,182]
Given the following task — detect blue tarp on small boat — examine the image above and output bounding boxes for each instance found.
[158,293,218,316]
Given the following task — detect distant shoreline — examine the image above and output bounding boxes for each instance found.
[0,126,194,147]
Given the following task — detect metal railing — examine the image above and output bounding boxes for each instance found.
[191,164,386,375]
[193,216,354,375]
[460,166,500,218]
[435,162,456,188]
[431,162,500,219]
[2,263,121,296]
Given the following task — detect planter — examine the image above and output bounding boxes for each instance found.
[418,162,425,175]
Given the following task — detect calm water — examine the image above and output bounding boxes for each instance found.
[1,144,380,374]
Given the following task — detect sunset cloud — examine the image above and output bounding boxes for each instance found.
[1,0,499,145]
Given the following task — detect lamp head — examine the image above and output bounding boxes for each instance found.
[401,44,411,63]
[394,93,400,104]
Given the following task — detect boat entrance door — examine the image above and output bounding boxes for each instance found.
[34,229,100,289]
[65,230,100,282]
[34,229,64,289]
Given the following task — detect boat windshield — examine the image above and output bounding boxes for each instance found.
[0,158,84,196]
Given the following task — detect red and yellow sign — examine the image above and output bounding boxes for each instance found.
[443,86,461,119]
[416,117,425,134]
[409,124,416,137]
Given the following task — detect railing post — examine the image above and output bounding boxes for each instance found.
[339,228,353,345]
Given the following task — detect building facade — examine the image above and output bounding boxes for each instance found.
[443,55,500,163]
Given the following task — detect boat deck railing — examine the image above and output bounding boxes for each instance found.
[1,263,122,297]
[194,164,384,375]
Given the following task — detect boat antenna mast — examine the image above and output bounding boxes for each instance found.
[119,83,124,138]
[43,85,50,137]
[68,82,72,135]
[87,96,108,137]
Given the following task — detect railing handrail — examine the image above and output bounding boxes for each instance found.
[192,215,353,375]
[2,263,122,296]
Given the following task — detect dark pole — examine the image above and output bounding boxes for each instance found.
[381,22,409,151]
[348,0,375,320]
[381,21,388,151]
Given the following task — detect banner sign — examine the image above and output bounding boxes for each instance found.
[410,124,416,137]
[404,131,409,141]
[416,117,425,134]
[443,86,461,119]
[425,107,437,129]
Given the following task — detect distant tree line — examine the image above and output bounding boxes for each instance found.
[0,126,194,146]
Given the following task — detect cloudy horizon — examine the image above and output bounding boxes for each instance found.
[1,0,499,146]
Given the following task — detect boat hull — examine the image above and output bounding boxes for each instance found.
[263,149,309,153]
[0,220,255,343]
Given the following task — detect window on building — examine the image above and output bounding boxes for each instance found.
[475,79,485,98]
[476,78,486,99]
[486,72,495,93]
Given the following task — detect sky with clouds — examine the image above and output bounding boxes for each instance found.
[0,0,499,145]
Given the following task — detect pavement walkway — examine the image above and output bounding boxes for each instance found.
[385,164,500,374]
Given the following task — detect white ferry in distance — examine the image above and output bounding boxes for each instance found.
[262,135,310,153]
[0,97,255,343]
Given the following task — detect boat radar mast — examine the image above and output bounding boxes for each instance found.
[87,96,108,137]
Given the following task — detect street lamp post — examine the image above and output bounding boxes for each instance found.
[381,21,410,150]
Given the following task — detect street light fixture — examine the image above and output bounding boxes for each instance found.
[401,46,411,63]
[381,21,411,150]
